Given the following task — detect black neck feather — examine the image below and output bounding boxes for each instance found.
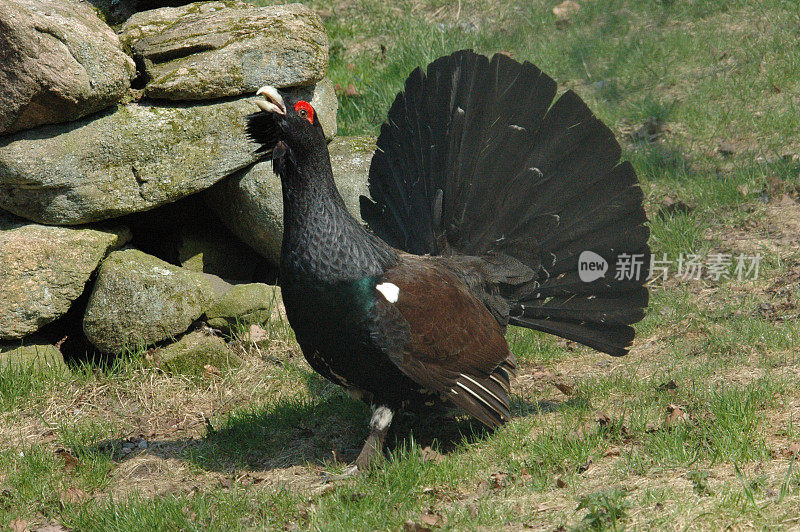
[277,142,398,283]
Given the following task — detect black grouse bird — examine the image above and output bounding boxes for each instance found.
[248,50,650,472]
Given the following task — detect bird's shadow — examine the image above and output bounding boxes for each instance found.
[91,373,563,474]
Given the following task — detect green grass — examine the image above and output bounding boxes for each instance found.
[2,0,800,529]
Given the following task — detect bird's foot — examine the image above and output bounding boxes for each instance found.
[319,405,395,483]
[320,463,359,483]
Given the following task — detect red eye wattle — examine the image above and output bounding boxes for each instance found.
[294,101,314,124]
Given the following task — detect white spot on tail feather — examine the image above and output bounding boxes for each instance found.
[376,282,400,303]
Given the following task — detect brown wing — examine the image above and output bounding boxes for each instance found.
[372,255,516,427]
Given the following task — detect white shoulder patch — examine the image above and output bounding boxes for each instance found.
[375,282,400,303]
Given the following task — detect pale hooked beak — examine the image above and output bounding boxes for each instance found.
[255,86,286,115]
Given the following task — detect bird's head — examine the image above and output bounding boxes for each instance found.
[247,86,326,164]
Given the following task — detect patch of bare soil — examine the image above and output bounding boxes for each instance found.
[768,195,800,242]
[708,193,800,258]
[0,343,348,500]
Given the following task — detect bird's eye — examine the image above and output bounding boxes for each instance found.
[294,100,314,124]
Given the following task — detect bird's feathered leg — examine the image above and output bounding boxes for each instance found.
[320,405,395,482]
[355,405,395,471]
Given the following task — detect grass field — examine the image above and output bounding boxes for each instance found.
[2,0,800,529]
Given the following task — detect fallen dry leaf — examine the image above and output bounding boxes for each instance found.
[420,446,445,463]
[403,519,432,532]
[553,0,580,19]
[345,84,360,97]
[419,512,442,527]
[60,487,89,505]
[203,364,221,377]
[666,404,689,426]
[9,519,28,532]
[55,449,80,472]
[248,324,267,343]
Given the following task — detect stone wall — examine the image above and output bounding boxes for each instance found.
[0,0,373,369]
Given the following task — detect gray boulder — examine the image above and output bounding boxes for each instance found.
[205,136,374,263]
[0,213,130,340]
[0,97,260,225]
[120,1,328,100]
[292,78,338,140]
[0,0,136,135]
[0,78,337,225]
[83,249,215,353]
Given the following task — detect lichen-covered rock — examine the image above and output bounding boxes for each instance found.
[83,249,215,353]
[201,273,233,298]
[0,0,136,134]
[147,331,241,376]
[205,283,282,332]
[0,98,261,225]
[120,1,328,100]
[206,136,373,263]
[0,213,130,340]
[292,78,338,140]
[0,342,67,373]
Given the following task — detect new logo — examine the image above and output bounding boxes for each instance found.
[578,251,608,282]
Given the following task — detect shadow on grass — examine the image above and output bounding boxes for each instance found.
[92,373,551,474]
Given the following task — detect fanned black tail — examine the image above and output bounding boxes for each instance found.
[360,50,650,356]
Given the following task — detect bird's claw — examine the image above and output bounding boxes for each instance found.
[320,464,359,483]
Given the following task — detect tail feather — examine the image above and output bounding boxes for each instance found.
[446,360,517,427]
[509,317,636,357]
[362,50,650,356]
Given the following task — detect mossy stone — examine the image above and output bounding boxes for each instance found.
[83,249,215,353]
[149,331,241,376]
[120,1,328,100]
[0,213,130,340]
[0,343,67,374]
[0,97,261,225]
[205,283,281,332]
